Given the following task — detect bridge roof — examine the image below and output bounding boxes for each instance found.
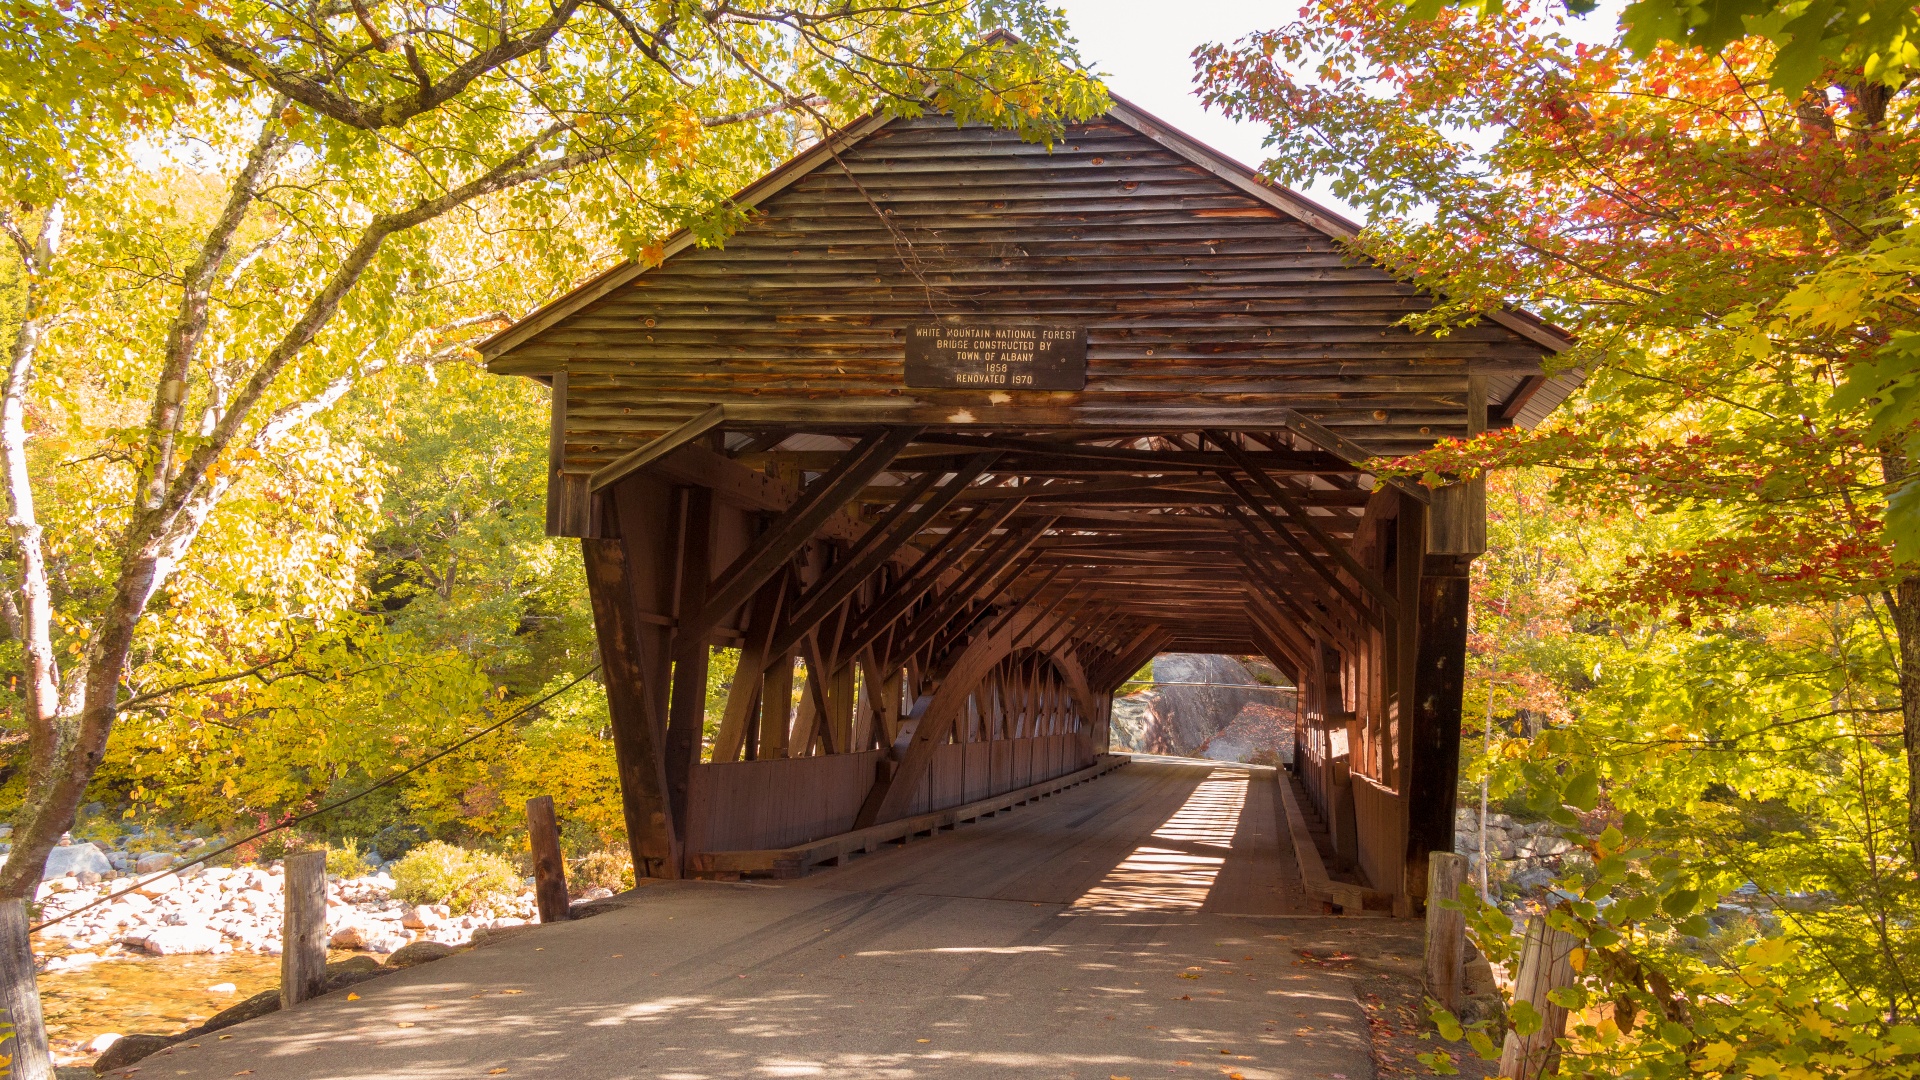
[487,99,1577,662]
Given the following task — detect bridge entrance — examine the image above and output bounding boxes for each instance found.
[482,97,1574,915]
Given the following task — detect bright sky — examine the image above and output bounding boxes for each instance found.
[1053,0,1627,224]
[1052,0,1350,213]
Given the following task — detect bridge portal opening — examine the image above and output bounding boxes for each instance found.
[1109,652,1298,766]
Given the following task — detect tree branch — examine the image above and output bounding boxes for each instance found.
[197,0,585,131]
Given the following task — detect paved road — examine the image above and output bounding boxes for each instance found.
[146,758,1384,1080]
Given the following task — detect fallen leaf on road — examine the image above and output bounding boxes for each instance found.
[489,1070,508,1075]
[1179,973,1201,979]
[395,1022,415,1028]
[917,1039,931,1043]
[502,989,525,995]
[218,1035,233,1040]
[1180,995,1191,1001]
[346,993,359,1001]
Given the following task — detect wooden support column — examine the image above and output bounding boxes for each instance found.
[1406,375,1486,907]
[582,527,679,878]
[663,487,713,874]
[711,573,784,763]
[760,652,796,758]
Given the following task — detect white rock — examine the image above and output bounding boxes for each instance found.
[207,982,237,994]
[87,1033,122,1054]
[118,893,154,913]
[329,924,368,949]
[401,907,437,930]
[131,926,224,956]
[132,872,180,897]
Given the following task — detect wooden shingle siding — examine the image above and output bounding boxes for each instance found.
[489,115,1561,483]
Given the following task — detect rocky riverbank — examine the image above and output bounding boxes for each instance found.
[31,858,609,969]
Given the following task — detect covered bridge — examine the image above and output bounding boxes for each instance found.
[481,98,1576,911]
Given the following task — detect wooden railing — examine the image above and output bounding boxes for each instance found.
[683,734,1092,874]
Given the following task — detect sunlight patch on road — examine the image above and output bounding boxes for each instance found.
[1068,769,1248,913]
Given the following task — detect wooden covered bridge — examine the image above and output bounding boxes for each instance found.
[481,99,1575,914]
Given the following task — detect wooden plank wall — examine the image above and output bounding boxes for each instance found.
[1351,774,1405,895]
[685,736,1085,856]
[684,751,882,853]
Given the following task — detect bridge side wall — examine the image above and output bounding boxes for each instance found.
[684,734,1088,855]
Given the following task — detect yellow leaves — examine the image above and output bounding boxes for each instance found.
[1568,947,1587,973]
[1699,1041,1738,1069]
[1796,1010,1835,1039]
[1744,937,1797,968]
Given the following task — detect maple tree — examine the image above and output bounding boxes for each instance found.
[1197,4,1917,1073]
[0,1,1102,1073]
[1195,0,1919,857]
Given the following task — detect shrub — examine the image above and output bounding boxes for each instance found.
[391,841,521,914]
[326,839,371,878]
[570,849,633,896]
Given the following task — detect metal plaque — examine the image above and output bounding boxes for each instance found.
[904,324,1087,390]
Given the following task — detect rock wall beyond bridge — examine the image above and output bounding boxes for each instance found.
[1109,654,1297,764]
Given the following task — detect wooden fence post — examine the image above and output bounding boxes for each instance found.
[1498,914,1579,1080]
[1424,851,1469,1014]
[527,796,571,923]
[281,850,328,1007]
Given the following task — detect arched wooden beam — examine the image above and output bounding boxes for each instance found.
[855,607,1095,828]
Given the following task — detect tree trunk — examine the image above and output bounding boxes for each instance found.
[1892,573,1920,866]
[1881,449,1920,865]
[0,899,49,1080]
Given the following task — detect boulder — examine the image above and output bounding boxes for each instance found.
[329,924,369,949]
[193,988,280,1036]
[43,843,111,881]
[133,852,175,874]
[1111,655,1286,757]
[385,940,457,968]
[400,906,436,930]
[131,926,224,956]
[91,1033,178,1073]
[322,956,396,995]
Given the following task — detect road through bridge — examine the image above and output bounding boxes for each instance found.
[158,757,1401,1080]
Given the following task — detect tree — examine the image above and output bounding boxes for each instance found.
[0,2,1103,1073]
[1194,0,1920,859]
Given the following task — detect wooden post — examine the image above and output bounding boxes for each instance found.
[663,486,713,874]
[1406,561,1472,902]
[1498,915,1579,1080]
[527,796,571,924]
[281,850,328,1008]
[0,898,51,1080]
[1423,851,1469,1013]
